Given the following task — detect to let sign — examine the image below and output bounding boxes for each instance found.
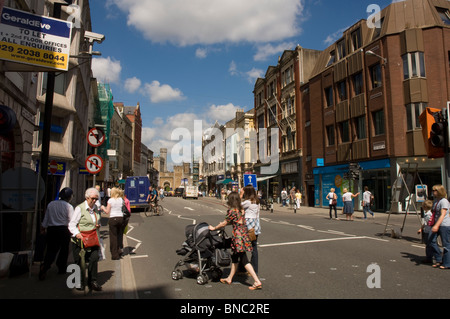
[0,7,72,71]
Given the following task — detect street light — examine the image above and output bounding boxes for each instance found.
[365,50,387,64]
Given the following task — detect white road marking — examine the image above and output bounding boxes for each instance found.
[259,236,383,248]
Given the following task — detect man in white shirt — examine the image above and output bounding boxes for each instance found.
[362,186,375,219]
[39,187,74,280]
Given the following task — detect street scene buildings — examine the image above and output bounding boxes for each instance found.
[1,0,450,265]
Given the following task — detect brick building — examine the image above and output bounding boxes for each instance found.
[304,0,450,211]
[254,0,450,212]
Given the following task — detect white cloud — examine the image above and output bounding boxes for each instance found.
[92,57,122,83]
[229,61,238,76]
[124,77,141,93]
[110,0,304,46]
[246,68,264,84]
[195,48,208,59]
[141,103,244,168]
[143,81,186,103]
[207,103,241,123]
[254,42,295,61]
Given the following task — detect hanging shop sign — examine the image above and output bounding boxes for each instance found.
[0,7,72,71]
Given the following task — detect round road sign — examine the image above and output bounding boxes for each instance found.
[49,160,58,175]
[87,127,105,148]
[85,154,104,174]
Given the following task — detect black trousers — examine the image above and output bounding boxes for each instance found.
[71,242,99,286]
[108,217,124,259]
[42,226,71,273]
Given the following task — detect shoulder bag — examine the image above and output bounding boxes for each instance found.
[79,211,100,248]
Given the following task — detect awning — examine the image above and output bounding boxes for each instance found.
[217,179,235,184]
[257,175,278,182]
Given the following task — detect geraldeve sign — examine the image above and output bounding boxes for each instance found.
[0,7,72,71]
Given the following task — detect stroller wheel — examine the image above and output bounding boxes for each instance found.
[172,270,183,280]
[196,274,208,285]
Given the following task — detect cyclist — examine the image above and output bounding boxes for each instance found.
[146,185,158,212]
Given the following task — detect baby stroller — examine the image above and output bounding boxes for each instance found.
[172,222,231,285]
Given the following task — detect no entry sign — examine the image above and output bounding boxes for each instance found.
[85,154,103,175]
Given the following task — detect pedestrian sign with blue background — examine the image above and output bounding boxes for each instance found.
[243,174,257,190]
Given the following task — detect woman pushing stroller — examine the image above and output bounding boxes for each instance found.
[209,191,262,290]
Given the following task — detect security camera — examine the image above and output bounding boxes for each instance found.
[84,31,105,44]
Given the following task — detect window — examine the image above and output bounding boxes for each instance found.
[268,105,277,126]
[326,51,336,67]
[337,40,346,60]
[402,52,426,79]
[326,125,335,146]
[372,17,384,39]
[406,103,428,131]
[352,72,364,95]
[337,81,347,101]
[369,64,382,89]
[324,86,334,107]
[372,110,385,135]
[355,116,367,139]
[42,72,66,95]
[351,28,362,52]
[258,114,265,129]
[339,121,350,143]
[268,81,276,98]
[437,7,450,25]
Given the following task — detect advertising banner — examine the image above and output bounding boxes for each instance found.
[0,7,72,71]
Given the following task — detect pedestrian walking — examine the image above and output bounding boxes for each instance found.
[295,189,302,209]
[209,192,262,290]
[362,186,375,219]
[68,187,102,291]
[418,200,433,263]
[342,188,359,221]
[281,188,288,207]
[429,184,450,269]
[326,188,338,219]
[101,187,124,260]
[39,187,74,280]
[240,185,261,274]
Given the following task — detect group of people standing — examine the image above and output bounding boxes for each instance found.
[280,186,302,208]
[39,185,130,291]
[326,186,373,221]
[418,184,450,269]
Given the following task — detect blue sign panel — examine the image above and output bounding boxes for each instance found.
[243,174,257,190]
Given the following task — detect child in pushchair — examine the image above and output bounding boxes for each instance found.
[172,222,231,285]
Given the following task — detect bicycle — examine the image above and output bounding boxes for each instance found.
[144,202,164,217]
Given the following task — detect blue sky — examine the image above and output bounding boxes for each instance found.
[89,0,397,161]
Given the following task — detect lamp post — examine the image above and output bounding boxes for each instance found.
[365,50,388,64]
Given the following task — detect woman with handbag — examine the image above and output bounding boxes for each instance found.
[240,185,261,274]
[101,187,125,260]
[68,187,102,291]
[326,188,338,220]
[209,192,262,290]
